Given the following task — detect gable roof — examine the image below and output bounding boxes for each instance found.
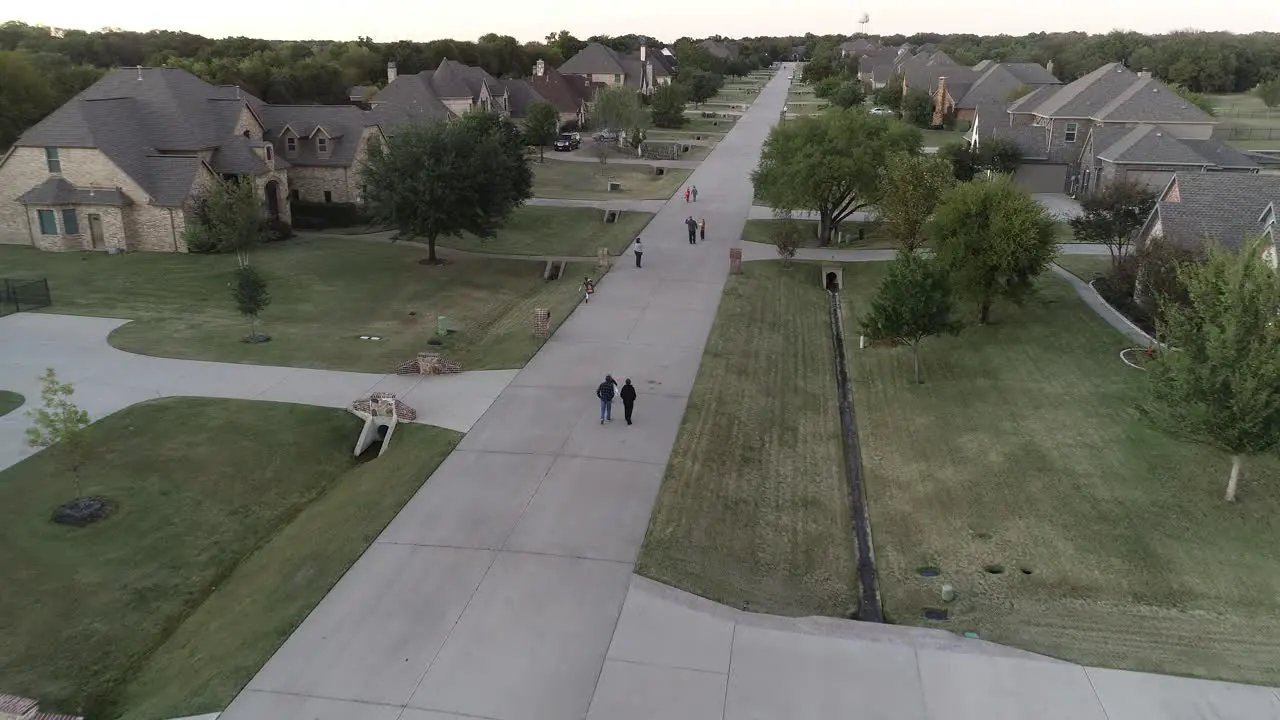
[1092,124,1258,169]
[530,62,591,114]
[559,42,627,76]
[701,39,735,59]
[257,104,378,166]
[15,66,265,206]
[501,78,546,118]
[905,64,979,96]
[1151,173,1280,251]
[1014,62,1215,124]
[368,70,454,125]
[1003,63,1060,85]
[956,63,1060,109]
[17,176,132,207]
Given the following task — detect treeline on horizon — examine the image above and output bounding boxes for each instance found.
[1,20,1278,151]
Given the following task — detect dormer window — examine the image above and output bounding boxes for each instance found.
[286,136,297,156]
[317,137,329,154]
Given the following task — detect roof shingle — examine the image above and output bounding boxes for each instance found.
[1152,173,1280,251]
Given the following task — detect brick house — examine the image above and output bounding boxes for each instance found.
[944,62,1060,125]
[1137,172,1280,268]
[368,59,547,130]
[0,66,398,252]
[969,63,1242,194]
[528,59,591,128]
[558,42,674,95]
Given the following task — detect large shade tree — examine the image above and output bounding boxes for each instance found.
[1143,238,1280,502]
[522,100,559,161]
[752,109,921,246]
[929,176,1058,324]
[362,112,533,263]
[592,84,641,134]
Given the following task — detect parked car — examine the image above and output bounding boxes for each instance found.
[553,132,581,151]
[593,129,619,142]
[869,106,892,115]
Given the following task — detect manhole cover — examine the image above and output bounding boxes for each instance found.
[917,566,941,577]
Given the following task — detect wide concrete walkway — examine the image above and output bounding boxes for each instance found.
[0,312,515,471]
[218,61,794,720]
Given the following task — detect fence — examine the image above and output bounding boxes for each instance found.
[1214,126,1280,141]
[0,278,52,317]
[1214,107,1278,120]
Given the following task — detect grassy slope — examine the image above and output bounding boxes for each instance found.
[0,398,458,717]
[0,390,23,417]
[0,238,589,372]
[533,159,689,200]
[434,205,652,256]
[842,262,1280,683]
[741,218,897,249]
[638,261,856,617]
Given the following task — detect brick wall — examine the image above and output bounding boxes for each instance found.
[288,167,351,203]
[0,147,150,246]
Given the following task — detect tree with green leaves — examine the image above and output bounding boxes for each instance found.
[771,209,803,266]
[26,368,92,497]
[232,265,272,343]
[0,50,57,152]
[184,177,267,266]
[860,251,961,383]
[828,81,866,109]
[592,84,641,135]
[977,136,1021,174]
[872,74,904,109]
[812,76,843,99]
[650,82,688,128]
[1069,178,1158,268]
[937,141,977,181]
[1143,238,1280,502]
[878,152,954,251]
[523,100,559,162]
[929,176,1058,324]
[902,88,934,128]
[1169,83,1216,116]
[683,70,723,106]
[752,109,921,246]
[1256,78,1280,109]
[362,111,532,263]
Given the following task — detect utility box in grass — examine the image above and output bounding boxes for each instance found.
[607,180,622,192]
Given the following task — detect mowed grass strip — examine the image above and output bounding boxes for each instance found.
[533,159,689,200]
[741,218,897,249]
[433,205,652,256]
[0,398,460,718]
[0,237,589,372]
[638,261,856,617]
[840,262,1280,683]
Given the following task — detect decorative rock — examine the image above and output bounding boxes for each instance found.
[941,584,957,603]
[729,248,743,274]
[51,496,111,526]
[597,247,612,269]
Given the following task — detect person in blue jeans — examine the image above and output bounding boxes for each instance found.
[596,374,618,424]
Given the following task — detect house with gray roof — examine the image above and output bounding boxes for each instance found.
[1138,173,1280,268]
[254,103,387,204]
[558,43,672,95]
[971,63,1222,194]
[700,39,738,60]
[529,59,590,128]
[1078,124,1257,192]
[369,59,525,128]
[839,38,878,58]
[0,66,296,252]
[940,62,1060,125]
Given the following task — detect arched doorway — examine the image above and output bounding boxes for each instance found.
[264,180,280,220]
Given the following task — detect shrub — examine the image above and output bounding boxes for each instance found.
[289,200,370,229]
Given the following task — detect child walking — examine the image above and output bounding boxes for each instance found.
[580,276,595,303]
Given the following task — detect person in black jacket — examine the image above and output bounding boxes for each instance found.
[620,378,637,425]
[596,374,618,424]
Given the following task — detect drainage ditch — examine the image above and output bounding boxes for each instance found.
[827,288,883,623]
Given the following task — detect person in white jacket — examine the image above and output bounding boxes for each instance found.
[633,236,643,268]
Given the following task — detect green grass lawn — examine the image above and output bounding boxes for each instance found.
[0,390,23,417]
[1054,255,1113,281]
[644,129,727,142]
[533,159,689,200]
[1208,93,1280,149]
[919,128,965,147]
[741,218,897,249]
[433,205,652,256]
[0,397,460,719]
[638,261,856,617]
[679,114,738,133]
[842,262,1280,684]
[0,238,590,372]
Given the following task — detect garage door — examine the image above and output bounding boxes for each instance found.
[1127,170,1176,192]
[1013,164,1069,193]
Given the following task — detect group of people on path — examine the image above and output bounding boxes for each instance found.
[596,374,638,425]
[683,185,699,203]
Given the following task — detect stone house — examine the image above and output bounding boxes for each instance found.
[1137,172,1280,268]
[558,42,673,95]
[368,60,546,131]
[970,63,1232,193]
[529,59,591,128]
[0,66,394,252]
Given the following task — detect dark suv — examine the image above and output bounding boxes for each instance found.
[553,132,581,151]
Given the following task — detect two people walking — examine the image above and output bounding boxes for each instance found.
[596,375,638,425]
[684,185,698,203]
[686,216,706,243]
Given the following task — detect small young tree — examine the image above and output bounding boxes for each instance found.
[594,138,612,174]
[902,88,934,128]
[1069,178,1159,269]
[1256,78,1280,109]
[685,70,723,106]
[878,152,954,251]
[26,368,92,497]
[232,265,272,342]
[860,251,961,383]
[523,100,559,162]
[828,81,866,109]
[771,209,802,266]
[1143,238,1280,502]
[929,176,1058,324]
[185,177,267,266]
[812,76,843,99]
[650,82,688,128]
[592,84,641,136]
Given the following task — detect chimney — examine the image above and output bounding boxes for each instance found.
[933,77,948,127]
[640,44,646,62]
[136,65,143,80]
[1045,59,1054,76]
[234,85,240,100]
[534,59,545,77]
[1137,69,1151,79]
[387,61,398,84]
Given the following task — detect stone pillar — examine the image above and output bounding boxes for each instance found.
[533,308,550,338]
[729,248,743,274]
[597,247,611,269]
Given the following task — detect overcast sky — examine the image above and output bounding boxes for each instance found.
[6,0,1274,43]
